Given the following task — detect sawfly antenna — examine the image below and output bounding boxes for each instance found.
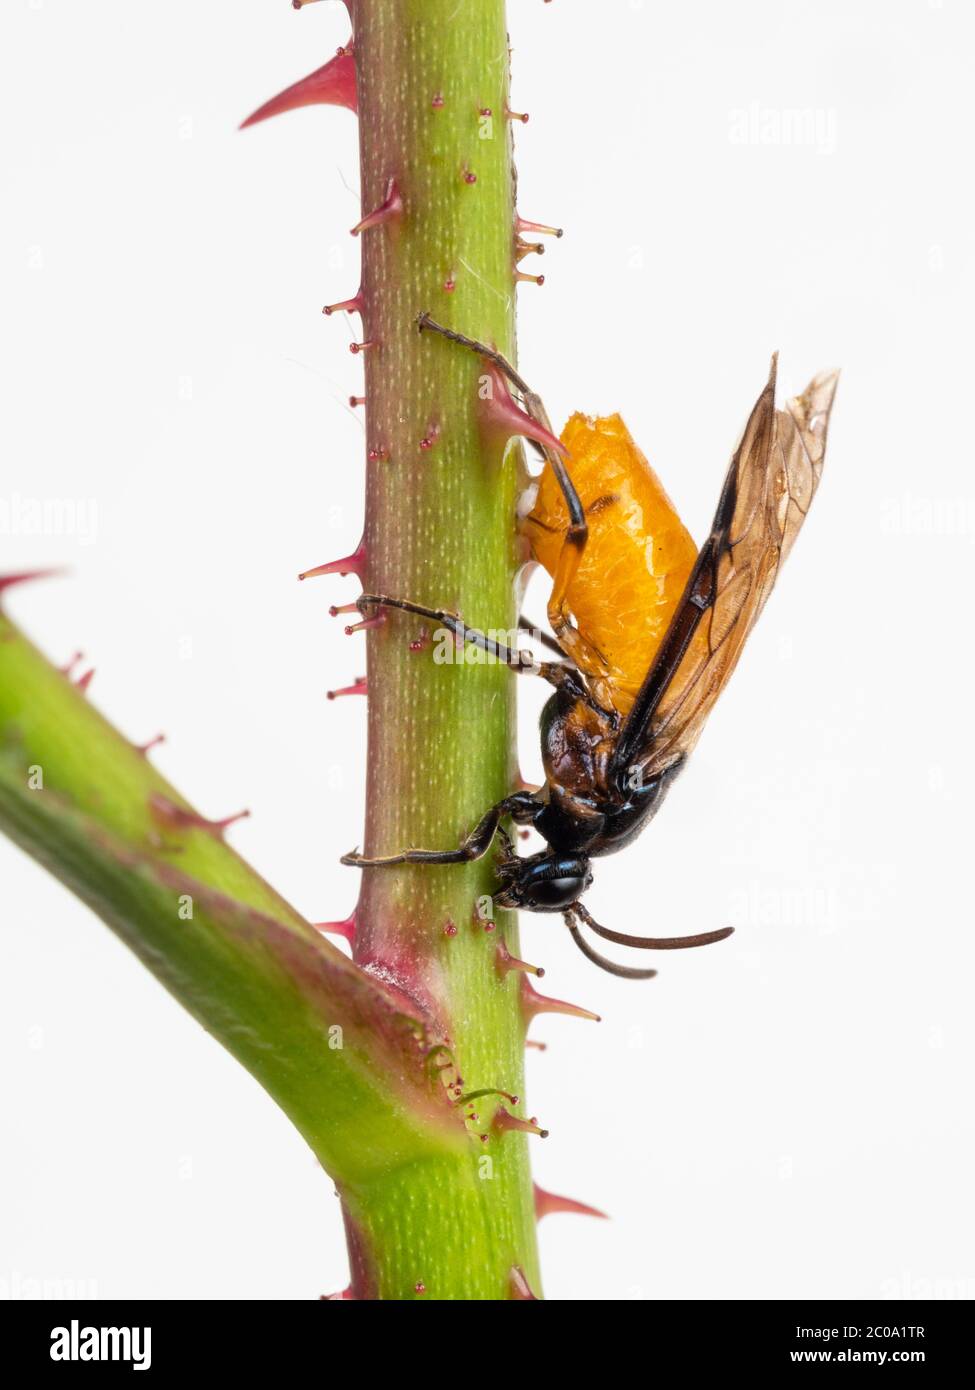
[565,902,734,977]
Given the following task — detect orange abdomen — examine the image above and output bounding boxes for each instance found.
[524,412,698,715]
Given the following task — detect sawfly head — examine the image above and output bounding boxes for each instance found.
[493,847,593,914]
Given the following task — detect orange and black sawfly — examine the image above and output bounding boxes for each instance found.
[343,315,838,977]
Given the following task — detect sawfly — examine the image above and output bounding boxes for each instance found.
[342,315,838,977]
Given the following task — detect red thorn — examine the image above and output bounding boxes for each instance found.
[327,676,367,700]
[510,1267,539,1301]
[516,270,545,287]
[0,567,65,598]
[496,938,545,979]
[320,1287,356,1301]
[367,446,389,463]
[344,613,384,635]
[419,436,435,451]
[135,733,166,758]
[478,361,566,457]
[329,601,359,617]
[516,238,545,263]
[314,911,356,944]
[463,169,477,185]
[443,920,458,937]
[443,276,456,292]
[409,626,430,653]
[349,395,366,407]
[59,650,84,677]
[507,109,530,123]
[431,93,445,110]
[350,339,378,354]
[480,107,493,117]
[521,975,600,1024]
[414,1281,426,1295]
[495,1107,548,1139]
[298,538,366,583]
[148,792,250,839]
[323,289,364,316]
[240,50,357,128]
[75,667,96,693]
[534,1183,607,1222]
[517,215,563,238]
[350,178,402,236]
[526,1039,548,1052]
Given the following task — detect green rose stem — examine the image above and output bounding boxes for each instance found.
[0,584,466,1189]
[333,0,546,1300]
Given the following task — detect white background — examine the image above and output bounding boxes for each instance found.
[1,0,972,1301]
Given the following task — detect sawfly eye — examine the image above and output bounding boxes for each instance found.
[529,875,586,910]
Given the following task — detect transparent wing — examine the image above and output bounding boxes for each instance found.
[614,360,838,783]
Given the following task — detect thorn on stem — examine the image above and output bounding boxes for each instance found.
[135,733,166,758]
[517,215,563,238]
[0,567,66,599]
[327,676,367,700]
[148,793,250,839]
[521,975,600,1024]
[479,361,566,457]
[495,1107,548,1139]
[534,1183,608,1222]
[496,938,545,979]
[344,613,384,635]
[314,911,356,944]
[59,650,84,678]
[350,178,402,236]
[510,1267,539,1301]
[516,238,545,263]
[240,50,357,128]
[298,538,366,583]
[323,290,364,317]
